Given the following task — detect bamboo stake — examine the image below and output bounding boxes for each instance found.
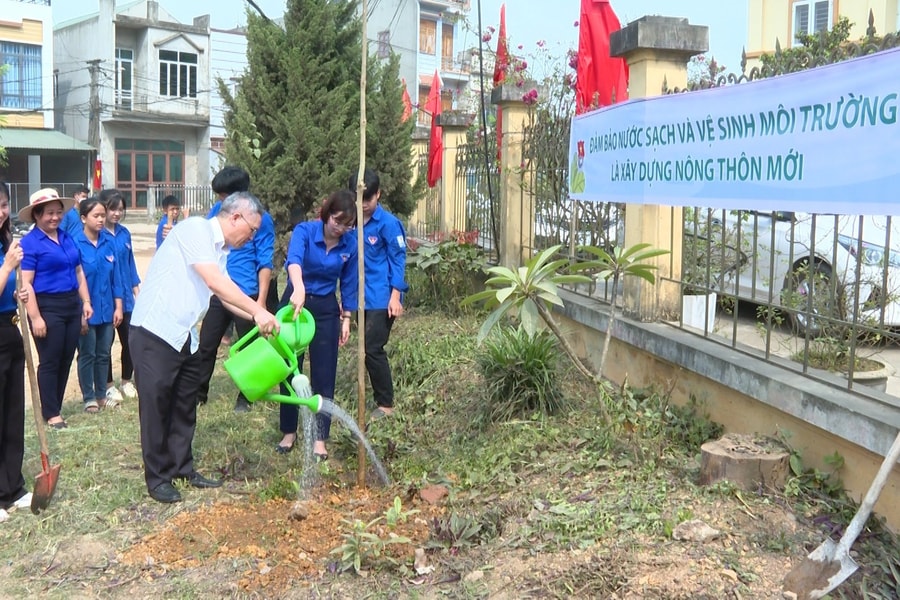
[355,0,369,488]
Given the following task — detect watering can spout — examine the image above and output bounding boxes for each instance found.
[291,373,323,413]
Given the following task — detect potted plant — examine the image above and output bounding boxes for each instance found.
[681,209,745,332]
[775,262,896,392]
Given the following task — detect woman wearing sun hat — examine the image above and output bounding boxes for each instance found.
[18,189,93,429]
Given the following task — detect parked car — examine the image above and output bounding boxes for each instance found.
[689,210,900,336]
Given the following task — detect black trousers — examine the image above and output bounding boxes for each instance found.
[278,293,340,440]
[0,323,27,509]
[195,295,255,405]
[130,326,203,490]
[33,292,81,421]
[364,309,395,409]
[107,311,134,383]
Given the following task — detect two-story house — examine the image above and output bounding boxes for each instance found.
[54,0,211,210]
[747,0,900,60]
[366,0,472,125]
[0,0,93,212]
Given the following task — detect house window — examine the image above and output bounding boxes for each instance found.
[158,49,198,98]
[419,19,436,55]
[115,48,133,109]
[115,138,185,208]
[793,0,832,40]
[377,30,391,59]
[0,42,42,109]
[441,24,454,70]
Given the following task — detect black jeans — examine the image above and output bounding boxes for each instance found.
[0,322,27,509]
[130,326,203,491]
[33,292,81,421]
[195,295,255,405]
[107,311,134,383]
[365,309,395,409]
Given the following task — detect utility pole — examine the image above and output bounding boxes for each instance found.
[87,59,102,150]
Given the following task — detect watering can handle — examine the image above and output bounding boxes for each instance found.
[228,326,297,373]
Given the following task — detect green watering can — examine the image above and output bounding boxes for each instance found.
[222,309,321,412]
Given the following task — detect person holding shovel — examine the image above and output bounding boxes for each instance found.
[0,181,32,520]
[129,191,278,504]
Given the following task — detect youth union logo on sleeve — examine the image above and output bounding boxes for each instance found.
[396,235,405,247]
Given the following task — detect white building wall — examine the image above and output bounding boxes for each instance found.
[210,28,248,141]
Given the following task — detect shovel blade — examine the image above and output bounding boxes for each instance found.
[783,538,859,599]
[31,462,61,515]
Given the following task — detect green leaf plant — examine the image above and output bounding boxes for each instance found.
[461,245,598,384]
[570,243,669,377]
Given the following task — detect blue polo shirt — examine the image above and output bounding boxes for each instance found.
[74,229,124,325]
[206,202,275,295]
[0,250,17,312]
[19,227,81,294]
[355,205,408,310]
[285,220,358,312]
[107,223,141,312]
[60,206,82,238]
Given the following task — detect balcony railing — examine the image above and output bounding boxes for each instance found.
[13,0,51,5]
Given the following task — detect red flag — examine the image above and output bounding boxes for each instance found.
[400,78,412,123]
[575,0,629,114]
[493,4,510,85]
[425,71,442,188]
[92,158,102,191]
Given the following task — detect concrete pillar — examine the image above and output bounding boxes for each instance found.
[27,155,41,193]
[436,111,474,233]
[491,83,534,269]
[610,16,708,321]
[407,128,430,238]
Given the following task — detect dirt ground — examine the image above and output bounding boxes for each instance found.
[19,220,878,599]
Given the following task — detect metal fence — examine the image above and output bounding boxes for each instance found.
[441,28,900,397]
[146,184,217,221]
[455,131,499,257]
[404,152,441,241]
[6,183,86,215]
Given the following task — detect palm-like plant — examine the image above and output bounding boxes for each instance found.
[571,243,670,377]
[461,245,598,383]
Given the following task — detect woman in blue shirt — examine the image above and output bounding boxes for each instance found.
[100,190,141,405]
[0,181,32,516]
[19,189,93,429]
[74,198,124,413]
[277,190,358,460]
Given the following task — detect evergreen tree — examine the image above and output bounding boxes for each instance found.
[219,0,418,266]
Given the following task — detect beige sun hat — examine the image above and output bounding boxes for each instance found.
[17,188,76,223]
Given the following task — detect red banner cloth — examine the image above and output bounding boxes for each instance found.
[400,78,412,123]
[92,158,102,191]
[425,70,442,188]
[575,0,629,114]
[493,4,509,85]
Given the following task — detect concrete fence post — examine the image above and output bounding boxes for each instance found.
[610,16,708,321]
[491,83,536,270]
[437,111,475,233]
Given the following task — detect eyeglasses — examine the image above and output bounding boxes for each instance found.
[237,213,259,235]
[329,215,355,232]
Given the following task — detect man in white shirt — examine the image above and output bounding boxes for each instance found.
[130,191,278,504]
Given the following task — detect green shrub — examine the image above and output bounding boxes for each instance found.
[406,231,487,314]
[476,326,564,423]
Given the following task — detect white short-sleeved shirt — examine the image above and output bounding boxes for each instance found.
[131,216,229,352]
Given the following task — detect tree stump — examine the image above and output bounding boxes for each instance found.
[699,433,790,492]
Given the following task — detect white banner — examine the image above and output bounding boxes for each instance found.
[568,48,900,215]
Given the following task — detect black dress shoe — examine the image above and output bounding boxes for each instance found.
[188,473,223,489]
[149,482,182,504]
[234,397,251,413]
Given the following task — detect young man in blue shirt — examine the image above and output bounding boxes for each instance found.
[349,169,408,419]
[195,166,275,412]
[59,185,90,238]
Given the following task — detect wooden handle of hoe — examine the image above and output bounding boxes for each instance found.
[15,267,50,457]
